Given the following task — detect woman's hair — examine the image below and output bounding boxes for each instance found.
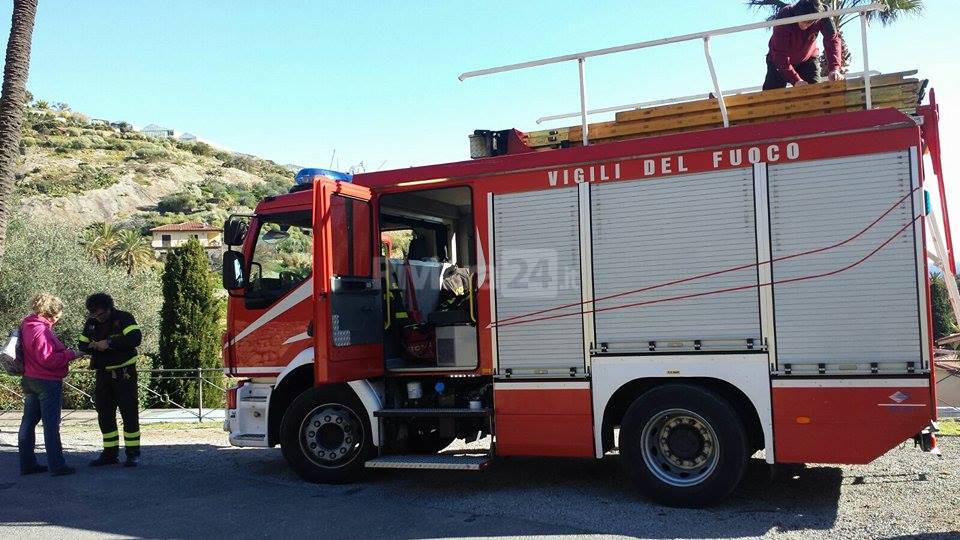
[30,292,65,320]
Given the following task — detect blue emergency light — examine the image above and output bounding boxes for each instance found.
[294,168,353,187]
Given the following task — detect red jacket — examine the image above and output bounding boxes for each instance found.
[767,4,842,84]
[21,314,77,380]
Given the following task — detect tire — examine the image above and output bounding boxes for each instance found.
[280,385,375,484]
[619,384,748,508]
[407,423,455,454]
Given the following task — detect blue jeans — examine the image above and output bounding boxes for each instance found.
[18,376,66,472]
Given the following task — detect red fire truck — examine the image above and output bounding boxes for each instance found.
[220,7,946,508]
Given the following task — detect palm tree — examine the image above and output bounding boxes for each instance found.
[109,229,154,275]
[81,222,120,263]
[745,1,925,70]
[0,0,39,270]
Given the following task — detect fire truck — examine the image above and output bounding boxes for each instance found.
[221,6,946,507]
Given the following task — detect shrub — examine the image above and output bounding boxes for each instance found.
[16,165,118,197]
[157,191,200,214]
[131,145,169,163]
[155,239,223,408]
[177,140,215,157]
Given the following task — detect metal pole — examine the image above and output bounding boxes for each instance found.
[703,37,730,128]
[861,14,872,109]
[197,369,203,422]
[535,70,880,124]
[459,3,886,80]
[578,58,589,145]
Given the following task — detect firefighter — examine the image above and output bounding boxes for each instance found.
[79,293,142,467]
[762,0,844,90]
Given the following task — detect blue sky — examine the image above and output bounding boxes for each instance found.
[3,2,959,220]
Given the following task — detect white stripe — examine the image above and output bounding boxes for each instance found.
[230,367,284,374]
[228,281,313,347]
[494,381,591,391]
[772,378,930,388]
[283,332,310,345]
[877,403,926,407]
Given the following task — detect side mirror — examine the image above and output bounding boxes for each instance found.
[222,251,246,290]
[223,218,249,247]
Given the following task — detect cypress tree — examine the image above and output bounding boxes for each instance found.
[930,272,958,343]
[156,239,223,408]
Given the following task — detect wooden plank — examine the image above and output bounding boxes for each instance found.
[522,72,921,149]
[528,98,915,149]
[571,92,915,142]
[614,73,917,123]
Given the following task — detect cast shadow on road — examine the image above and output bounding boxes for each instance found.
[0,444,937,539]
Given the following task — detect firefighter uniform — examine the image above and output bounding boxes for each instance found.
[79,309,142,464]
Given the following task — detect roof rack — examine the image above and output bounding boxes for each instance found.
[460,2,887,146]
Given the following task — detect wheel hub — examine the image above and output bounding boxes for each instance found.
[300,404,362,467]
[641,409,719,487]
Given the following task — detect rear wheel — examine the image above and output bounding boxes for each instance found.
[280,386,375,484]
[619,384,748,507]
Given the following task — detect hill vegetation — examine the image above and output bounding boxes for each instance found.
[13,98,295,230]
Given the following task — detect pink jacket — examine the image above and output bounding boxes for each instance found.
[21,314,77,380]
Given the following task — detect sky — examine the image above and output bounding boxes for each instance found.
[3,1,960,248]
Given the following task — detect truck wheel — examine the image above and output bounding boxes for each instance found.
[619,384,748,507]
[280,386,374,484]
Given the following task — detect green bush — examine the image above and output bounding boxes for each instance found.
[176,140,215,157]
[157,191,200,214]
[131,145,169,163]
[16,164,118,197]
[155,239,223,408]
[0,216,162,409]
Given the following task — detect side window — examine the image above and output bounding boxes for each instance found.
[249,211,313,298]
[330,195,372,278]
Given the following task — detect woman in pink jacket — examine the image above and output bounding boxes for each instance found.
[18,293,85,476]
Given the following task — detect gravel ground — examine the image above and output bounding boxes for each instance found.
[0,419,957,539]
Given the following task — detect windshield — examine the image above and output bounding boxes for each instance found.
[249,211,313,296]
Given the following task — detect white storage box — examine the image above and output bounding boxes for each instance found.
[435,325,478,368]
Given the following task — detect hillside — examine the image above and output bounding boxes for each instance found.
[13,101,295,229]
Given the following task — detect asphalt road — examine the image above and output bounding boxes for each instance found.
[0,422,957,539]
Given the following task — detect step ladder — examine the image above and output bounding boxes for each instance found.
[365,407,494,471]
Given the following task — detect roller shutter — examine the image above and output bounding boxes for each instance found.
[769,151,921,372]
[591,169,760,350]
[493,188,584,374]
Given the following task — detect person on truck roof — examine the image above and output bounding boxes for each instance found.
[762,0,844,90]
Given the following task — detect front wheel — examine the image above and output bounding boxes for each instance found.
[280,386,375,484]
[619,384,748,507]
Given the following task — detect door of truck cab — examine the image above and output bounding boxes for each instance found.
[313,179,383,383]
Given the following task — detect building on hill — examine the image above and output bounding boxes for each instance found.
[141,123,175,139]
[178,132,198,143]
[150,222,223,259]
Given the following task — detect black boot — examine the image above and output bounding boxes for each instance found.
[123,453,140,468]
[89,450,119,467]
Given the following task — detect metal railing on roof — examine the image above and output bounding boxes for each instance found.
[459,3,888,145]
[535,70,882,125]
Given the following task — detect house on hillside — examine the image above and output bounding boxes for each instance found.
[150,222,223,259]
[178,132,198,143]
[141,124,175,139]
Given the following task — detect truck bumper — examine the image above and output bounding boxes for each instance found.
[225,381,272,448]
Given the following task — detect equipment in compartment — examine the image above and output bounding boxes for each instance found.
[436,324,479,368]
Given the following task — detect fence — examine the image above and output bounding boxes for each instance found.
[0,368,233,423]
